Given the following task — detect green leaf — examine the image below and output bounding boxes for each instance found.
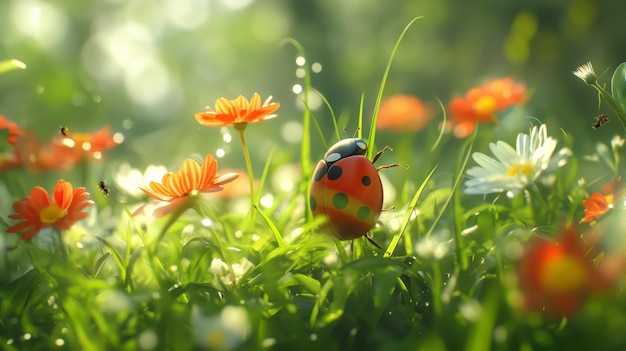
[611,62,626,109]
[0,59,26,75]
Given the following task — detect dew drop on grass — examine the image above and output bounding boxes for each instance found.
[201,218,213,227]
[23,333,32,341]
[292,84,303,94]
[424,301,430,307]
[76,241,84,249]
[61,328,68,334]
[6,339,14,345]
[295,56,306,66]
[296,68,305,78]
[310,333,318,341]
[55,339,65,346]
[349,328,358,337]
[234,231,243,239]
[251,234,260,242]
[169,265,178,272]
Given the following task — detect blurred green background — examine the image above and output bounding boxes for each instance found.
[0,0,624,172]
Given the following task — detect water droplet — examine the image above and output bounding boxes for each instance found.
[23,333,32,341]
[55,339,65,346]
[310,333,318,341]
[295,56,306,66]
[292,84,303,94]
[122,119,134,130]
[424,301,430,307]
[295,68,305,78]
[113,132,125,144]
[311,62,322,73]
[216,148,225,158]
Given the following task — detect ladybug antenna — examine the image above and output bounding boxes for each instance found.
[341,127,361,139]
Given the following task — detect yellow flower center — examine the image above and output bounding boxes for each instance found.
[540,255,587,293]
[507,163,534,178]
[474,96,497,114]
[39,204,67,224]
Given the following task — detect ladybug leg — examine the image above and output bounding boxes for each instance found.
[372,146,393,164]
[376,164,406,172]
[365,236,383,249]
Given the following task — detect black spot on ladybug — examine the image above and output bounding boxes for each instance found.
[310,196,317,211]
[332,192,349,209]
[313,166,326,182]
[362,176,371,186]
[327,166,343,181]
[357,206,370,220]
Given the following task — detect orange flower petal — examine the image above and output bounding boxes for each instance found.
[195,93,280,127]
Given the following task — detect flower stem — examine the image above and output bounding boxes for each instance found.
[235,123,256,225]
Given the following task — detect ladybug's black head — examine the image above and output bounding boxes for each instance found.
[324,138,367,166]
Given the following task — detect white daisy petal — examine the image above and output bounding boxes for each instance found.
[464,124,571,195]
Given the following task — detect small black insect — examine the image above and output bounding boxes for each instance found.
[592,114,609,130]
[97,180,110,197]
[59,126,69,137]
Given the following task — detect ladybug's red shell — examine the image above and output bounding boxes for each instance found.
[310,155,383,240]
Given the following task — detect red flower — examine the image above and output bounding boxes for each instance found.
[376,94,434,132]
[194,93,280,128]
[517,227,606,317]
[7,180,94,240]
[134,154,239,217]
[0,115,24,144]
[580,177,624,223]
[447,77,527,138]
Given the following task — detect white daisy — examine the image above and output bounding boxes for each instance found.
[464,124,572,196]
[573,61,597,85]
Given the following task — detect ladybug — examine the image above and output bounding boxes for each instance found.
[310,138,392,242]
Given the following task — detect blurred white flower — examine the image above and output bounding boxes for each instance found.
[464,124,572,196]
[114,162,168,198]
[191,305,251,350]
[209,257,254,285]
[415,231,451,259]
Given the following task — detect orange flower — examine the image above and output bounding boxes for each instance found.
[134,154,239,217]
[15,132,78,174]
[58,126,122,161]
[376,94,434,132]
[517,227,606,317]
[580,177,624,223]
[0,115,24,144]
[447,77,527,138]
[194,93,280,128]
[7,180,94,241]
